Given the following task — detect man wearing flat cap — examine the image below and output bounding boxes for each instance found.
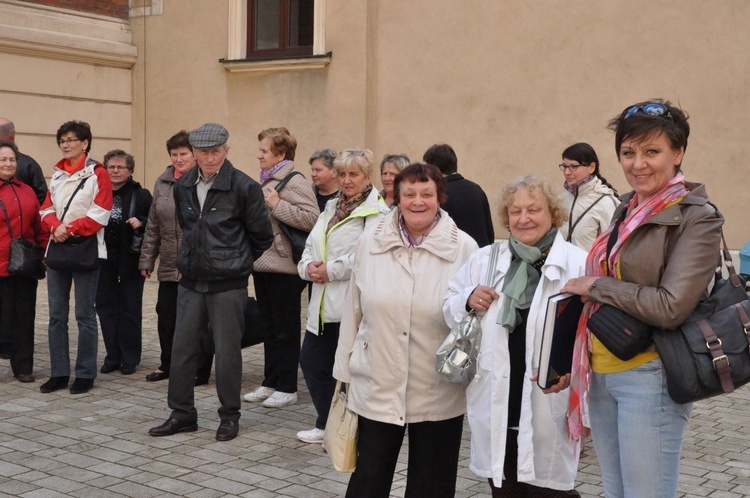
[149,123,273,441]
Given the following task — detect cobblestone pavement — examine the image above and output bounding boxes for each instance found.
[1,277,749,497]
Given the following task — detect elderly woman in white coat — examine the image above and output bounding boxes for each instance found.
[333,163,477,498]
[443,176,586,497]
[295,149,389,444]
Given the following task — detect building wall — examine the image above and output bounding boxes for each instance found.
[18,0,129,19]
[0,0,136,180]
[130,0,750,247]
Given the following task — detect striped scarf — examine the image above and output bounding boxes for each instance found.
[567,172,689,441]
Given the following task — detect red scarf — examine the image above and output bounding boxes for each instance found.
[567,173,689,441]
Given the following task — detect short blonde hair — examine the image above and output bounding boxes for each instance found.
[498,175,568,229]
[334,149,374,176]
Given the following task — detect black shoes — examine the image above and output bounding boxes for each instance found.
[120,364,136,375]
[70,378,94,394]
[100,363,119,374]
[40,376,70,393]
[148,417,198,437]
[216,420,239,441]
[146,371,169,382]
[15,373,35,383]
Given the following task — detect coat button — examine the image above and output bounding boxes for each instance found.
[403,332,407,336]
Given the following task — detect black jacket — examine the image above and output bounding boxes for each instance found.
[102,178,152,278]
[16,151,48,204]
[174,159,273,292]
[442,173,495,247]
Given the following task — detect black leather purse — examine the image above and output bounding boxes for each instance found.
[653,232,750,404]
[587,208,654,360]
[0,198,44,279]
[273,171,310,264]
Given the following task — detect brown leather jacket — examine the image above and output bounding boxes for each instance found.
[589,182,724,330]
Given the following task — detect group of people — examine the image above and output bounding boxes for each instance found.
[0,99,724,498]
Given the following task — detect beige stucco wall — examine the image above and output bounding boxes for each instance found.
[0,0,136,180]
[2,0,747,245]
[51,0,750,249]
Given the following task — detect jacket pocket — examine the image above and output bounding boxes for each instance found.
[208,248,242,274]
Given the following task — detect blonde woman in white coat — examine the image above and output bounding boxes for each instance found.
[443,176,586,497]
[295,149,389,444]
[333,163,477,498]
[558,143,619,251]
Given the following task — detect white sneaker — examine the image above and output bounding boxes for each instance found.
[297,427,325,444]
[261,391,298,408]
[243,386,275,403]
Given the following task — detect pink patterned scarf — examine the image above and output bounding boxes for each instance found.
[567,172,689,441]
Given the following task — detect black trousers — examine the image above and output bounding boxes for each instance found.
[299,325,339,429]
[167,286,246,422]
[0,275,37,375]
[345,414,464,498]
[96,265,144,367]
[155,281,213,377]
[254,271,306,393]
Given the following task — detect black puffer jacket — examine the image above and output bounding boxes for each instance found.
[174,159,273,292]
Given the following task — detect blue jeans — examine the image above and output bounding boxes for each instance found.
[47,267,100,379]
[589,358,692,498]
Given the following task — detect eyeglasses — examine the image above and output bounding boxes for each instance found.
[559,163,589,171]
[58,138,82,146]
[623,103,671,120]
[106,165,131,171]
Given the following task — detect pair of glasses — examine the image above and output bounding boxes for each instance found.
[559,163,589,171]
[58,138,81,146]
[107,165,131,171]
[623,103,671,120]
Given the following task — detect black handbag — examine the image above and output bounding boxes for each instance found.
[0,199,44,279]
[128,190,144,255]
[653,232,750,404]
[44,176,100,272]
[587,208,653,360]
[273,171,310,264]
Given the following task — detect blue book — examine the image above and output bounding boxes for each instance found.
[536,293,585,390]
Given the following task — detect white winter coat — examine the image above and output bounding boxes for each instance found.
[298,188,389,334]
[559,177,619,251]
[333,209,478,425]
[442,232,586,490]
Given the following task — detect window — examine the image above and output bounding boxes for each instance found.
[247,0,313,58]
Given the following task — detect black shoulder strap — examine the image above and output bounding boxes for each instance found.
[274,171,305,193]
[604,207,628,275]
[0,198,13,238]
[59,176,90,223]
[567,193,609,242]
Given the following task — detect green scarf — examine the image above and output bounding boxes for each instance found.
[497,228,557,329]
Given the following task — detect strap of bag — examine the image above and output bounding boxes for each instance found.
[736,302,750,348]
[566,194,608,243]
[59,176,90,223]
[0,198,14,238]
[128,190,137,219]
[484,242,501,287]
[603,207,628,276]
[696,318,734,394]
[274,171,304,193]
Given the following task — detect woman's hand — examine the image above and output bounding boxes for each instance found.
[263,187,280,210]
[126,217,143,230]
[141,269,152,279]
[52,224,71,243]
[530,372,570,394]
[307,261,329,284]
[467,285,500,311]
[561,276,599,302]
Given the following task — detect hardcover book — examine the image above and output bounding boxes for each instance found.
[536,292,585,390]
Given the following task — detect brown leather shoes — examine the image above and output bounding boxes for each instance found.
[148,417,198,437]
[216,420,239,441]
[15,373,35,383]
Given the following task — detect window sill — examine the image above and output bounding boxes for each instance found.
[220,52,332,73]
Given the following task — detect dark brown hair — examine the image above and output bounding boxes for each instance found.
[393,163,448,206]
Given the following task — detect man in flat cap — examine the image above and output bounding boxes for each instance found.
[149,123,273,441]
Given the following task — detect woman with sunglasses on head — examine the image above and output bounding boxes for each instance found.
[558,143,619,251]
[562,100,723,498]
